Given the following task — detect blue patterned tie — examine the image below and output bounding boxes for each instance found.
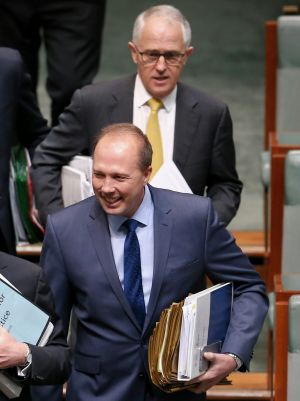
[123,219,146,327]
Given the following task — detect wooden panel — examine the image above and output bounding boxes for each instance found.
[207,372,270,400]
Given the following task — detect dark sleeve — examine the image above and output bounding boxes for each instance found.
[206,105,243,225]
[27,268,71,384]
[17,64,50,158]
[30,89,89,226]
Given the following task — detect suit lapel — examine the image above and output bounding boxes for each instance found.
[143,187,172,335]
[173,82,201,167]
[108,75,135,123]
[87,199,141,330]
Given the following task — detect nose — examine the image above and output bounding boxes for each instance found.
[100,177,115,193]
[155,55,167,71]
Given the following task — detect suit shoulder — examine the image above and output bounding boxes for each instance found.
[178,81,228,110]
[76,76,134,98]
[0,251,41,287]
[152,186,211,210]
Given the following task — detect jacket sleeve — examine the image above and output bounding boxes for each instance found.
[28,268,71,384]
[30,89,88,226]
[206,105,243,226]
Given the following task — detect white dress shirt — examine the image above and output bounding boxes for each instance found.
[133,74,177,162]
[107,186,154,310]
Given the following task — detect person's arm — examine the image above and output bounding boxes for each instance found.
[206,105,243,225]
[0,327,29,369]
[17,69,50,157]
[186,200,268,391]
[27,268,71,384]
[30,89,89,226]
[0,267,71,393]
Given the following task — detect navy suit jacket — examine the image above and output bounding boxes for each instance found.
[0,48,49,253]
[0,251,71,401]
[39,186,267,401]
[31,75,242,227]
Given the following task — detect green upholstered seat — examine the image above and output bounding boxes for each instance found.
[287,295,300,401]
[261,16,300,189]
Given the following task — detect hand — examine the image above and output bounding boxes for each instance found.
[0,326,28,368]
[186,352,237,394]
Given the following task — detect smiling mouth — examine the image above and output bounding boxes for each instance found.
[102,197,122,207]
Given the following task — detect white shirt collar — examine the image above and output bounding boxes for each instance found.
[108,185,153,232]
[134,74,177,113]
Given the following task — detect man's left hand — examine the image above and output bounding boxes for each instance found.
[186,352,237,394]
[0,326,28,368]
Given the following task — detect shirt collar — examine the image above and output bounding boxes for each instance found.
[108,185,153,232]
[134,74,177,113]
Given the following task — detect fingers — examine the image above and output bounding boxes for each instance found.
[185,352,237,394]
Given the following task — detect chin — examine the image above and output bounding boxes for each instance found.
[152,87,172,99]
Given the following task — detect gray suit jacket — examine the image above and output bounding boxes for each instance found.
[31,76,242,227]
[39,186,267,401]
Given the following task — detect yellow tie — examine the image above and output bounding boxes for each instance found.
[146,98,163,178]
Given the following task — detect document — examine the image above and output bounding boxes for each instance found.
[0,275,54,399]
[61,156,94,207]
[61,166,92,207]
[150,160,192,193]
[148,282,233,393]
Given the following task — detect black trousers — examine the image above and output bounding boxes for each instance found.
[0,0,106,126]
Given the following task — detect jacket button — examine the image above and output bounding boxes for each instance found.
[139,373,144,378]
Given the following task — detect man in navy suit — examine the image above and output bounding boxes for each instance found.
[0,47,49,254]
[39,123,267,401]
[31,4,243,228]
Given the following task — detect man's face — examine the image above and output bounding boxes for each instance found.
[129,17,193,99]
[92,133,151,218]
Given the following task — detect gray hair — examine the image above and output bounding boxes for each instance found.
[132,5,192,48]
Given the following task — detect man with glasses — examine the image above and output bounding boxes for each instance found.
[31,4,242,228]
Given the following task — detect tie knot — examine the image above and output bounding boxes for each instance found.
[123,219,138,232]
[147,98,163,112]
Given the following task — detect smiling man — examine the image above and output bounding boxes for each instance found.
[38,123,267,401]
[92,125,151,217]
[31,4,242,228]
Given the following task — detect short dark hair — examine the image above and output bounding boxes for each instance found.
[93,123,153,171]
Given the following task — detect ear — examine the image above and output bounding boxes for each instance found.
[183,46,194,64]
[128,41,139,64]
[143,165,152,183]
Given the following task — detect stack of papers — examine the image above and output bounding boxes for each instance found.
[148,283,233,393]
[61,155,94,207]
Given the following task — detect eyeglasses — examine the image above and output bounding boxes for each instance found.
[135,47,185,66]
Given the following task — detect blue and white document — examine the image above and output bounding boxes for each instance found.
[178,282,233,380]
[0,275,53,399]
[0,278,52,345]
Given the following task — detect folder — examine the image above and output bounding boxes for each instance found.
[148,282,233,393]
[61,156,94,207]
[0,275,54,399]
[9,145,44,245]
